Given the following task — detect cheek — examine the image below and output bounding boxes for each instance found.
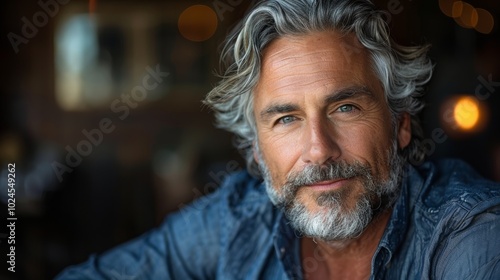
[259,134,301,184]
[336,118,393,176]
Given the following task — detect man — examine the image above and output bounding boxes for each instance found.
[57,0,500,279]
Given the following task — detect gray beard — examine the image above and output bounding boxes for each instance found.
[257,139,405,242]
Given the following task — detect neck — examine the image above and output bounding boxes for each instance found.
[301,208,393,279]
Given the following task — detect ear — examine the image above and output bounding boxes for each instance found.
[397,113,412,149]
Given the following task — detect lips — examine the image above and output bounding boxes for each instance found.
[305,178,349,191]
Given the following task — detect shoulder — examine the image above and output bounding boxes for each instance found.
[408,159,500,279]
[411,158,500,215]
[173,170,279,278]
[171,169,272,227]
[203,169,272,215]
[214,170,277,230]
[218,169,270,207]
[54,170,275,280]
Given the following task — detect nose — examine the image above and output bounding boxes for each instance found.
[301,117,341,165]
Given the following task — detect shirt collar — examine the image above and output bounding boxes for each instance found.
[377,163,423,265]
[273,211,304,279]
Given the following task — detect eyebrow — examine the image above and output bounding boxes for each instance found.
[324,86,374,104]
[259,103,299,122]
[258,86,375,122]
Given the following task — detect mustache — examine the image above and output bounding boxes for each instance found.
[282,160,373,195]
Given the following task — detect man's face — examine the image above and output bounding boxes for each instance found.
[253,31,410,241]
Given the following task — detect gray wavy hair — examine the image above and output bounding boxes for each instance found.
[204,0,433,177]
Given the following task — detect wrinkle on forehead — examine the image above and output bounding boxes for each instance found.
[261,31,365,70]
[257,31,371,95]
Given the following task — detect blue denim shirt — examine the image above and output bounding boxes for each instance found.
[57,159,500,279]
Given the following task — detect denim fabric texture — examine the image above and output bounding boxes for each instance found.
[56,159,500,279]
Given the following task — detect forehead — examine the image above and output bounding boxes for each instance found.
[262,31,365,67]
[256,31,378,95]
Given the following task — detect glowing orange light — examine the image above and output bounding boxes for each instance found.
[178,5,218,42]
[439,0,459,17]
[453,96,480,130]
[474,8,494,34]
[453,2,478,28]
[451,1,464,18]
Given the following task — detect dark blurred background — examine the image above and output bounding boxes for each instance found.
[0,0,499,279]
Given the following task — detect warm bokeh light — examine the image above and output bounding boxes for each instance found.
[441,95,489,136]
[178,5,218,42]
[439,0,458,17]
[453,2,478,28]
[453,96,480,130]
[451,1,464,18]
[474,8,494,34]
[443,1,494,33]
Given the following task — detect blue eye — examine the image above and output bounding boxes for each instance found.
[278,116,296,124]
[338,105,354,112]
